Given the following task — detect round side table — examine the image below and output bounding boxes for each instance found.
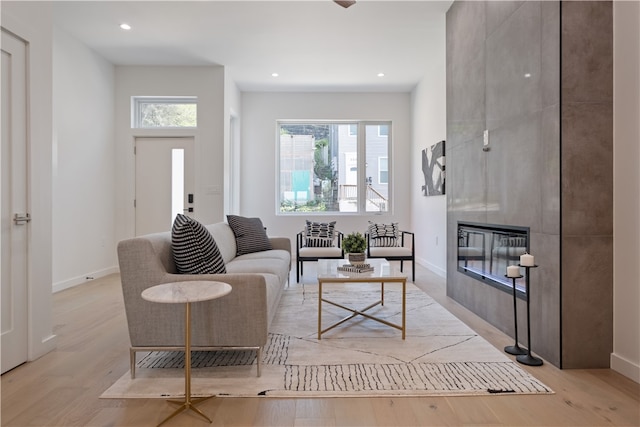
[141,281,232,427]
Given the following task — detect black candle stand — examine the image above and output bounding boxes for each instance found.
[516,264,543,366]
[504,273,527,356]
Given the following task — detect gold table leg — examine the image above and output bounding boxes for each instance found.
[157,302,213,427]
[317,280,407,340]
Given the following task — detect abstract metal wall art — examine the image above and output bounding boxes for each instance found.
[422,140,445,196]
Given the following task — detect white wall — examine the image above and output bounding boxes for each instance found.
[52,27,117,292]
[114,66,225,242]
[612,1,640,383]
[1,1,57,359]
[223,68,242,216]
[410,23,447,277]
[240,92,412,245]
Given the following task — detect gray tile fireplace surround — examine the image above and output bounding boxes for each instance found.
[445,1,613,369]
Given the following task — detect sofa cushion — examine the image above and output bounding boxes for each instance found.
[206,222,238,264]
[171,214,226,274]
[234,249,291,264]
[227,215,273,255]
[368,221,399,247]
[226,258,290,286]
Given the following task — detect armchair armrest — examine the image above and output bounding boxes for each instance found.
[399,230,415,248]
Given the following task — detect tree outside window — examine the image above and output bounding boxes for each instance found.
[278,121,391,214]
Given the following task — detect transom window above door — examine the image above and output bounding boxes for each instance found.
[277,121,392,215]
[132,96,197,128]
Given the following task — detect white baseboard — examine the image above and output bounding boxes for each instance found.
[52,266,119,293]
[611,352,640,383]
[416,257,446,278]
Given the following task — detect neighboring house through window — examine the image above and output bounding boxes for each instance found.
[277,121,392,214]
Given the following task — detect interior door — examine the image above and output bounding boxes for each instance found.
[135,137,195,236]
[1,29,29,374]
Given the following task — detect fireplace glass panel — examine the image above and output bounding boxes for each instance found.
[457,222,529,296]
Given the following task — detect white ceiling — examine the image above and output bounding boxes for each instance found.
[52,1,452,92]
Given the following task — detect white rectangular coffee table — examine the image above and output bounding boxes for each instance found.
[316,258,407,340]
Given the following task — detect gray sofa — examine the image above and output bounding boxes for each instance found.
[117,222,291,378]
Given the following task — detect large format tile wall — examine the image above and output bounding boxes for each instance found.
[446,1,613,368]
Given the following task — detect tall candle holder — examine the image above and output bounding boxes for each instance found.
[504,273,527,356]
[516,264,543,366]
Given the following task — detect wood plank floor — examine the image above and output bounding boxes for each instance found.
[1,264,638,426]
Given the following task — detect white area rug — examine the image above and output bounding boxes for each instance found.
[102,283,552,398]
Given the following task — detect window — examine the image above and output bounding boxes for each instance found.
[378,157,388,184]
[132,96,197,128]
[277,121,391,214]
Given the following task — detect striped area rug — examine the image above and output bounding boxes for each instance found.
[103,283,552,398]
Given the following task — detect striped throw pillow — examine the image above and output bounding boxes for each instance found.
[305,220,336,247]
[305,237,335,247]
[368,221,399,247]
[227,215,273,255]
[172,214,226,274]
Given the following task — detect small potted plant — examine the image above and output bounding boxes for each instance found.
[342,231,367,265]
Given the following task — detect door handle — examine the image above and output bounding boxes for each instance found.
[183,207,194,213]
[13,213,31,225]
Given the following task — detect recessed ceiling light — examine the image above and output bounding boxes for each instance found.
[120,23,132,31]
[271,73,279,77]
[377,73,385,77]
[524,73,532,78]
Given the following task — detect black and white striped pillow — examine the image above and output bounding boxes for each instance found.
[227,215,273,255]
[305,237,335,247]
[368,221,399,247]
[305,220,336,238]
[172,214,226,274]
[305,220,336,247]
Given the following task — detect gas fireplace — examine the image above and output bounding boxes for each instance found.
[457,222,530,297]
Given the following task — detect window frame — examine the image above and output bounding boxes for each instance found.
[276,120,392,215]
[131,96,198,129]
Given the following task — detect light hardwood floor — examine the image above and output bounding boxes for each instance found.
[1,264,638,426]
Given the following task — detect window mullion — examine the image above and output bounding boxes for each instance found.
[357,122,366,213]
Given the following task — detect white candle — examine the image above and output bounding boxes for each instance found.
[520,253,535,267]
[507,265,521,278]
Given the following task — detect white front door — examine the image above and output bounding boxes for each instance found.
[1,29,29,374]
[135,137,195,236]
